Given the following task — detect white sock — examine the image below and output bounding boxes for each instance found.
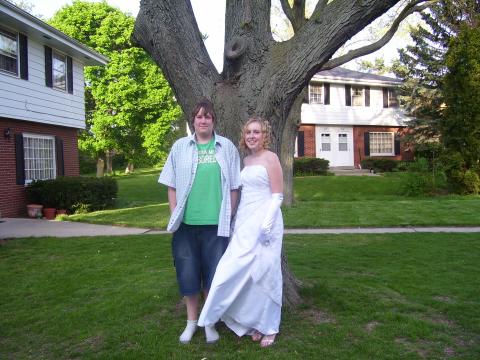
[205,324,219,343]
[179,320,198,343]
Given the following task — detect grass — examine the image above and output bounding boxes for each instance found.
[1,233,479,359]
[65,171,480,229]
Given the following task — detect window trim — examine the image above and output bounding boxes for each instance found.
[351,85,364,107]
[0,26,19,76]
[309,82,323,104]
[52,50,67,91]
[369,131,395,156]
[320,133,331,152]
[22,133,57,184]
[338,133,348,152]
[388,88,399,108]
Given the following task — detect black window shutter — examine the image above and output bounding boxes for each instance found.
[67,56,73,94]
[19,34,28,80]
[345,84,351,106]
[44,46,53,88]
[364,132,370,156]
[365,86,370,107]
[297,131,305,157]
[55,137,64,177]
[383,87,389,108]
[394,134,401,155]
[324,83,330,105]
[15,134,25,185]
[302,86,309,103]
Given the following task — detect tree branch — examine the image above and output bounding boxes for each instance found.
[280,0,307,32]
[321,0,432,70]
[133,0,219,110]
[311,0,329,19]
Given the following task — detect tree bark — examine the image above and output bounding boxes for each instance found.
[133,0,428,308]
[105,150,113,174]
[96,158,104,178]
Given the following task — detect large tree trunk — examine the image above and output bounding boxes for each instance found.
[281,88,306,205]
[133,0,426,308]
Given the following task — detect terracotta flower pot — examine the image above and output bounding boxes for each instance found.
[27,204,43,218]
[42,208,57,220]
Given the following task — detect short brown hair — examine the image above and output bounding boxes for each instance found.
[239,116,272,153]
[191,99,216,124]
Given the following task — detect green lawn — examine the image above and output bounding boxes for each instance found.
[1,233,479,359]
[65,172,480,229]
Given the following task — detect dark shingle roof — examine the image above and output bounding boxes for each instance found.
[316,67,402,84]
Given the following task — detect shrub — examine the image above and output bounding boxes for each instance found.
[360,158,399,172]
[293,157,329,176]
[26,177,118,213]
[398,158,446,196]
[463,169,480,195]
[440,152,480,194]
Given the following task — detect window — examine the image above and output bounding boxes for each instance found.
[370,132,394,156]
[309,83,323,104]
[23,134,56,183]
[388,88,398,107]
[321,133,331,151]
[52,51,66,91]
[338,134,348,151]
[0,27,18,75]
[351,86,363,106]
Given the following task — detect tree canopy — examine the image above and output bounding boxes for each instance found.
[50,0,181,171]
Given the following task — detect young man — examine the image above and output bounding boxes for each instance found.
[159,99,241,344]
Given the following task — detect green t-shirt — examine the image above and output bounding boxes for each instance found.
[183,138,223,225]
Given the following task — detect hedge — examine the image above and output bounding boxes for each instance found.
[26,176,117,213]
[360,158,400,173]
[293,157,329,176]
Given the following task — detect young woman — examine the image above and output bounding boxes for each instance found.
[198,117,284,347]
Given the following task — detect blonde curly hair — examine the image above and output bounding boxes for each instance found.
[239,116,272,153]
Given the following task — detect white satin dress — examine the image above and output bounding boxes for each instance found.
[198,165,283,336]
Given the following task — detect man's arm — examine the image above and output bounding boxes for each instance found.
[167,186,177,213]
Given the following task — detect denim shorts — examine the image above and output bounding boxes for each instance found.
[172,223,229,296]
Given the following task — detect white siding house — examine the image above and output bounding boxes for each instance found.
[298,67,412,168]
[0,0,108,217]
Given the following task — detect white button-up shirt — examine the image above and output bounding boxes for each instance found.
[159,133,241,237]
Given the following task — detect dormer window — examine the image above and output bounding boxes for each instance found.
[0,27,18,75]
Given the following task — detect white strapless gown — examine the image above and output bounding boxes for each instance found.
[198,165,283,336]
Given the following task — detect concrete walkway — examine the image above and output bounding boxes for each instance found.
[1,218,480,239]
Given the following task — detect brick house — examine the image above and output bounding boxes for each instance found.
[298,67,412,168]
[0,0,107,217]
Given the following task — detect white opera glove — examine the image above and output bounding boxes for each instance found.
[260,193,283,246]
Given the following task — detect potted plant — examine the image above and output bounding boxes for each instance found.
[27,204,43,218]
[25,180,45,218]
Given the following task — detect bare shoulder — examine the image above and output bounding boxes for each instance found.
[264,150,280,164]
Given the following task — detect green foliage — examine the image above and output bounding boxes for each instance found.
[360,158,399,172]
[293,157,329,176]
[399,158,442,196]
[49,1,182,168]
[25,177,118,212]
[394,1,479,147]
[441,23,480,166]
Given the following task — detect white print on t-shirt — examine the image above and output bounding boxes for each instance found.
[198,148,216,164]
